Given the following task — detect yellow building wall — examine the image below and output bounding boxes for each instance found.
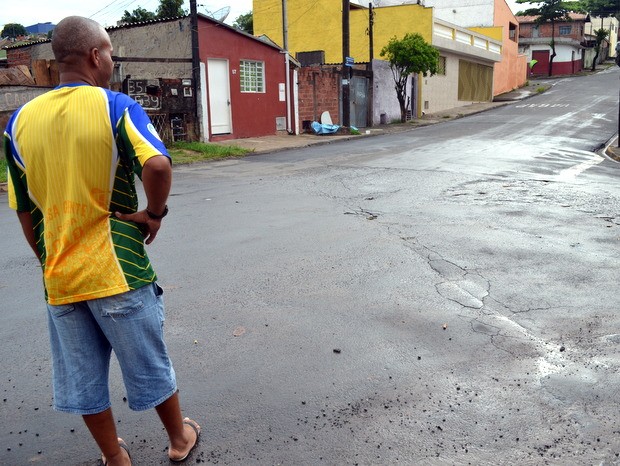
[354,6,433,63]
[469,26,503,42]
[254,0,433,64]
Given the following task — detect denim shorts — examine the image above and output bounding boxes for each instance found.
[46,282,177,415]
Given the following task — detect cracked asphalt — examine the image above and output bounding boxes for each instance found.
[2,68,620,465]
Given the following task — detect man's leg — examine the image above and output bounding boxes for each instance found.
[83,408,131,466]
[47,301,124,462]
[89,284,199,460]
[155,391,200,460]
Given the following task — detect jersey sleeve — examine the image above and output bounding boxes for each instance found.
[4,112,31,212]
[110,92,170,177]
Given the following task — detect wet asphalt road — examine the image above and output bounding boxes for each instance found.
[1,67,620,465]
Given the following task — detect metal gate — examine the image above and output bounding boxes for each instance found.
[350,76,369,128]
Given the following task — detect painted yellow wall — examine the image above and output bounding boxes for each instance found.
[254,0,341,61]
[469,26,503,42]
[254,0,433,64]
[357,6,433,62]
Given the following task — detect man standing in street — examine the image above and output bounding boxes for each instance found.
[4,16,200,465]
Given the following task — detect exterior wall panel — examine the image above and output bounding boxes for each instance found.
[254,0,433,64]
[371,58,411,125]
[198,17,289,140]
[422,54,461,114]
[297,65,341,126]
[425,0,494,26]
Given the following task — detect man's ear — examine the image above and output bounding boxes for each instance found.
[89,47,100,68]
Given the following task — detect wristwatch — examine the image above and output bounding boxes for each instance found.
[146,205,168,219]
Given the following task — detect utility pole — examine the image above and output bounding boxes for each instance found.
[368,2,374,62]
[617,43,620,147]
[190,0,200,129]
[282,0,292,133]
[282,0,289,50]
[342,0,351,127]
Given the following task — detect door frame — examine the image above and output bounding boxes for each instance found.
[207,58,233,135]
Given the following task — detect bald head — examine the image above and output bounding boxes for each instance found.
[52,16,109,64]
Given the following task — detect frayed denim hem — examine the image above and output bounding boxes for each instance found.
[129,385,178,412]
[53,401,112,416]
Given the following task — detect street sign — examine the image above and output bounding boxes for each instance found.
[345,56,354,67]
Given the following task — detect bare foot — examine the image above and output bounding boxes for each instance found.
[101,438,131,466]
[169,418,201,462]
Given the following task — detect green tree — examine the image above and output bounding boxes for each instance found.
[157,0,185,18]
[591,27,610,70]
[233,11,253,34]
[562,1,589,12]
[121,6,157,24]
[380,33,439,123]
[581,0,619,16]
[516,0,574,76]
[1,23,27,39]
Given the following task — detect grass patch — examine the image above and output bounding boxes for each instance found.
[536,86,547,93]
[0,147,6,183]
[0,141,251,185]
[168,141,250,164]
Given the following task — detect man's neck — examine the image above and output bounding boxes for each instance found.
[58,71,97,86]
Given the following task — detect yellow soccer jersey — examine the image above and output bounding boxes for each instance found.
[4,84,171,305]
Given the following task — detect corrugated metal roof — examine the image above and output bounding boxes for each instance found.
[2,14,300,66]
[105,15,187,31]
[4,38,50,49]
[3,15,187,49]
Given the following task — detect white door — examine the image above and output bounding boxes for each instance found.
[207,59,232,134]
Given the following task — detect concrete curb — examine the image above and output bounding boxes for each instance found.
[603,135,620,162]
[220,78,559,157]
[238,101,515,156]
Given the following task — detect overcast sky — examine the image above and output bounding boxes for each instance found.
[1,0,529,31]
[1,0,252,29]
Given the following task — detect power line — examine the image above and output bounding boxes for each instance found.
[92,0,161,26]
[89,0,129,18]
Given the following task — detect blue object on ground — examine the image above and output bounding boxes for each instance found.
[311,121,340,135]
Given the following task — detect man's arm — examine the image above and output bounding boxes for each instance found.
[142,155,172,218]
[114,155,172,245]
[16,211,41,260]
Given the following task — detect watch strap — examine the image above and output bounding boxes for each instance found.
[146,205,168,219]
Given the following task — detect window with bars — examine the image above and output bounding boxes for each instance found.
[240,60,265,93]
[437,56,446,75]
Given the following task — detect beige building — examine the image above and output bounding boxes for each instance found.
[585,15,619,58]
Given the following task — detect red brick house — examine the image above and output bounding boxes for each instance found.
[197,16,299,140]
[517,13,590,76]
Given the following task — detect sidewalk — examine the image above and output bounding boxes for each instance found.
[214,78,555,155]
[215,75,619,162]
